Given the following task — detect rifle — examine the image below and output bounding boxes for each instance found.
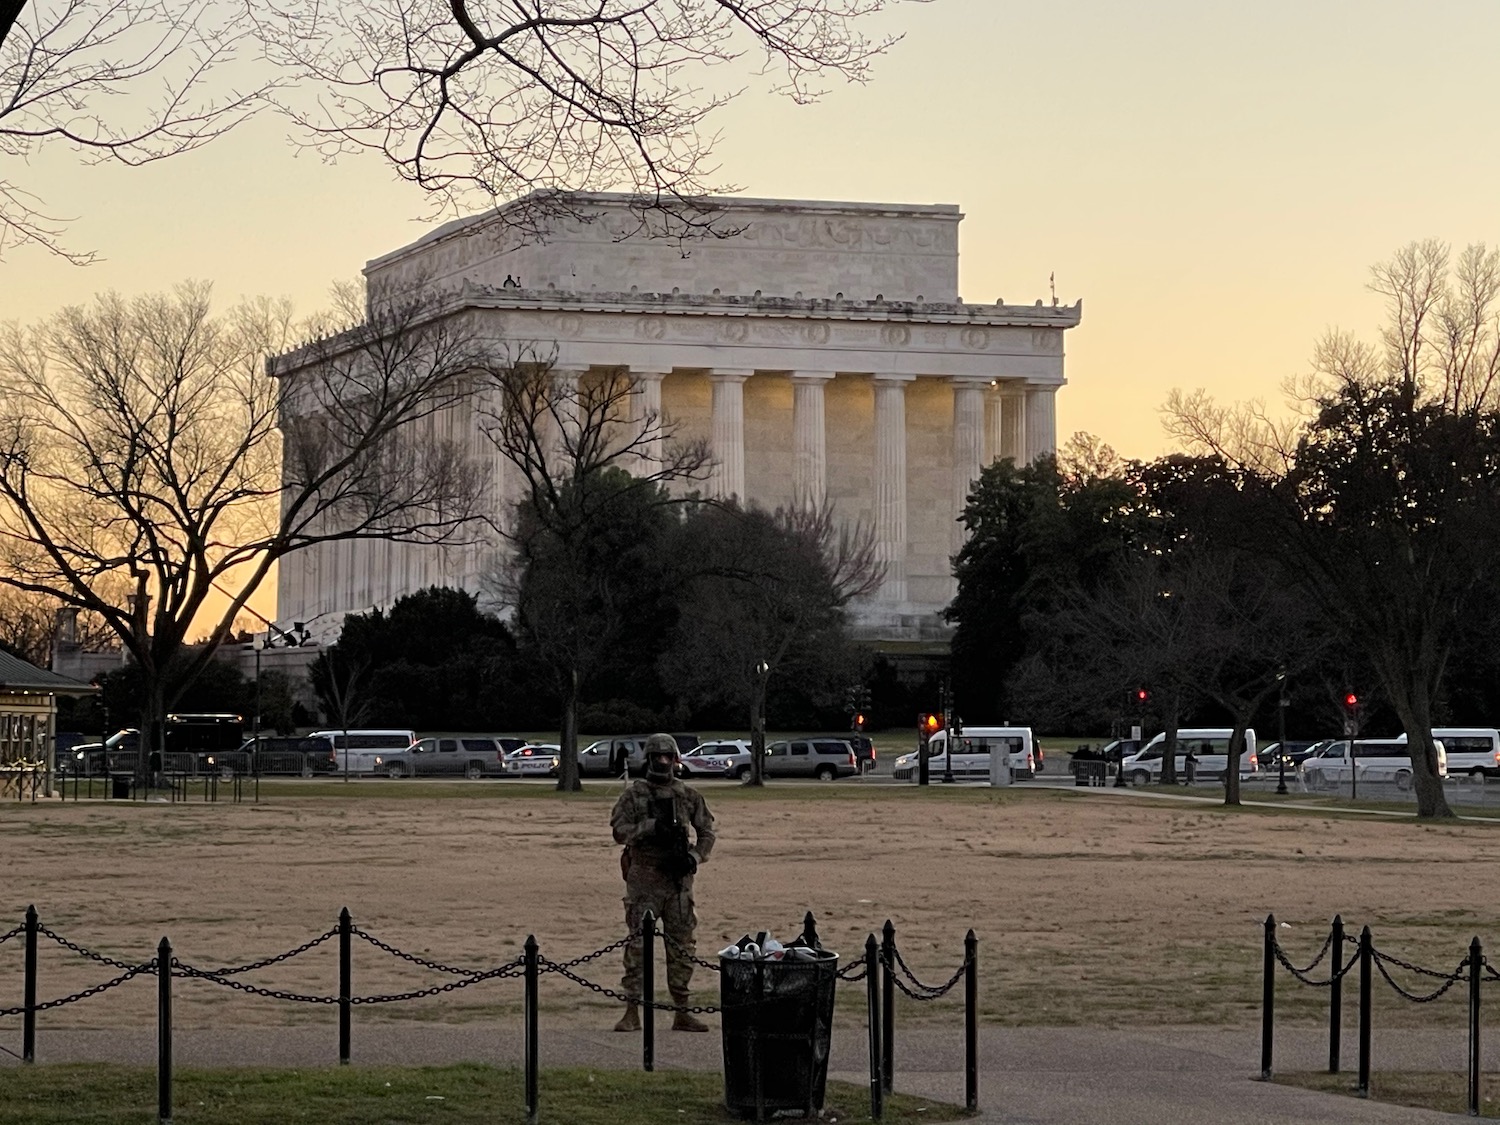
[652,796,698,882]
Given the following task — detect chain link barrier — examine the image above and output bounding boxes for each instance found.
[885,943,969,999]
[1371,950,1469,1004]
[351,927,492,977]
[537,956,732,1014]
[0,924,22,946]
[0,959,155,1018]
[1272,939,1359,987]
[659,931,722,973]
[37,925,143,971]
[193,929,340,977]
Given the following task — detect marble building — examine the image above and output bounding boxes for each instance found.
[275,193,1082,641]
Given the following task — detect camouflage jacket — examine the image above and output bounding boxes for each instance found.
[611,778,716,865]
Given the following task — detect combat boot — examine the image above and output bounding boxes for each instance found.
[671,991,709,1032]
[612,1002,641,1032]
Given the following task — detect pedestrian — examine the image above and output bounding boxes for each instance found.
[1183,745,1199,785]
[610,733,716,1032]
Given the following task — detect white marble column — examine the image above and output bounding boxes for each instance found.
[873,375,913,603]
[791,371,836,508]
[1024,383,1059,463]
[984,384,1003,464]
[709,369,752,500]
[952,378,987,547]
[1000,383,1027,463]
[631,369,668,475]
[550,366,584,467]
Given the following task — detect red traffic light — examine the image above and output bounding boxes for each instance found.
[1343,693,1358,709]
[1135,689,1150,703]
[919,713,941,734]
[854,713,866,731]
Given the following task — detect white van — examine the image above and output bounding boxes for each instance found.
[1300,737,1447,791]
[1120,729,1258,785]
[308,729,417,775]
[1431,729,1500,779]
[892,727,1035,782]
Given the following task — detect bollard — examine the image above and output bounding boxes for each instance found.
[1329,915,1344,1073]
[1357,926,1372,1098]
[880,920,894,1094]
[642,909,656,1073]
[1260,914,1274,1079]
[964,929,978,1113]
[524,935,539,1125]
[864,934,883,1121]
[339,908,352,1064]
[157,936,173,1125]
[22,905,37,1063]
[1469,937,1482,1117]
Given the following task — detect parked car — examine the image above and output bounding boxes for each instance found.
[381,737,509,779]
[764,738,859,780]
[1431,728,1500,778]
[1300,737,1447,791]
[308,729,417,775]
[893,728,1037,781]
[1098,738,1142,765]
[679,740,753,779]
[1258,740,1326,773]
[1120,729,1258,785]
[238,735,338,777]
[578,738,636,778]
[506,745,560,777]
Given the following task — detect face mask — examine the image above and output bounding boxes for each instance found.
[646,754,674,781]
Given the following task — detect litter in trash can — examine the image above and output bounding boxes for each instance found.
[720,930,838,1120]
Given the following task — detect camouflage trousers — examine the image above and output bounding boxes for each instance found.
[621,873,698,1001]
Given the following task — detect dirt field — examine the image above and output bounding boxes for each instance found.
[2,783,1497,1032]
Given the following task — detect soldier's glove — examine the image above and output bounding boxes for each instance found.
[663,848,698,880]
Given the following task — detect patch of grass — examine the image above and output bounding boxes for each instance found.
[1276,1070,1500,1117]
[0,1064,970,1125]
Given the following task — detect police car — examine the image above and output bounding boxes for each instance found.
[678,740,752,780]
[505,745,560,777]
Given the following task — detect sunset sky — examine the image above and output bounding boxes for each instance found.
[6,0,1500,465]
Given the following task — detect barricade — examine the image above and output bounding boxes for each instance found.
[1259,911,1487,1115]
[0,904,980,1124]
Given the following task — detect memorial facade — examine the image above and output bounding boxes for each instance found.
[275,193,1082,641]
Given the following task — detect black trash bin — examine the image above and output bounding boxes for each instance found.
[110,774,131,800]
[720,947,838,1121]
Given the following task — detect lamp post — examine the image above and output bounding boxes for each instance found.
[1276,670,1289,796]
[751,661,769,785]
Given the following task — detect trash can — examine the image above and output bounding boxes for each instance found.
[110,774,131,800]
[720,947,838,1120]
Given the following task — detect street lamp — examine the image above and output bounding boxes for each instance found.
[1275,669,1289,796]
[751,661,770,784]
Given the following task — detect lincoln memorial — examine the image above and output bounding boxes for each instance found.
[275,193,1082,642]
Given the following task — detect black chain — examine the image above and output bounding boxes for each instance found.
[1272,930,1335,977]
[1273,940,1359,987]
[171,960,338,1005]
[194,929,340,977]
[37,925,143,971]
[550,934,637,971]
[1370,951,1468,1003]
[352,927,493,977]
[836,961,868,982]
[1483,960,1500,983]
[537,957,735,1014]
[0,925,22,946]
[172,955,526,1006]
[887,943,968,998]
[1373,947,1470,981]
[658,931,722,972]
[350,960,526,1005]
[0,960,155,1017]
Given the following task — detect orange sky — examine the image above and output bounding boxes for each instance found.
[6,0,1500,629]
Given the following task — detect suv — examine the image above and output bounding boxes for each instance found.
[239,735,338,777]
[381,737,509,779]
[764,738,859,781]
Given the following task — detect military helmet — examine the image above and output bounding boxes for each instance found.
[643,733,680,760]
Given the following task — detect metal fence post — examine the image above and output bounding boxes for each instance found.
[1261,913,1275,1079]
[642,909,656,1073]
[965,929,978,1113]
[1357,926,1372,1098]
[865,934,882,1121]
[22,905,37,1063]
[1469,936,1482,1117]
[339,908,351,1065]
[1329,915,1344,1074]
[524,935,539,1125]
[157,936,173,1125]
[880,919,894,1094]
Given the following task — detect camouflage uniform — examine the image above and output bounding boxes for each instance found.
[610,774,716,1021]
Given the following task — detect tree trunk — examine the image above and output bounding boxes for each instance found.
[1159,702,1179,786]
[747,678,767,787]
[137,676,165,791]
[557,668,582,792]
[1389,685,1453,818]
[1222,723,1247,807]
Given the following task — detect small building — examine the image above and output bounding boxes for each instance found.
[0,649,96,798]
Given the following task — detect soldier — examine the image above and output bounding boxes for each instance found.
[610,733,716,1032]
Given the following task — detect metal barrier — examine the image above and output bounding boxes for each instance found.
[1260,911,1486,1115]
[1,905,980,1124]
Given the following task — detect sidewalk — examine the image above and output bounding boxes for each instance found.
[4,1023,1473,1123]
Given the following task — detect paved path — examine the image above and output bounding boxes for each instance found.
[4,1023,1477,1122]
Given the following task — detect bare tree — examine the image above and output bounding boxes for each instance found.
[661,499,883,786]
[0,588,113,665]
[0,281,487,782]
[256,0,919,228]
[480,355,711,791]
[0,0,270,261]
